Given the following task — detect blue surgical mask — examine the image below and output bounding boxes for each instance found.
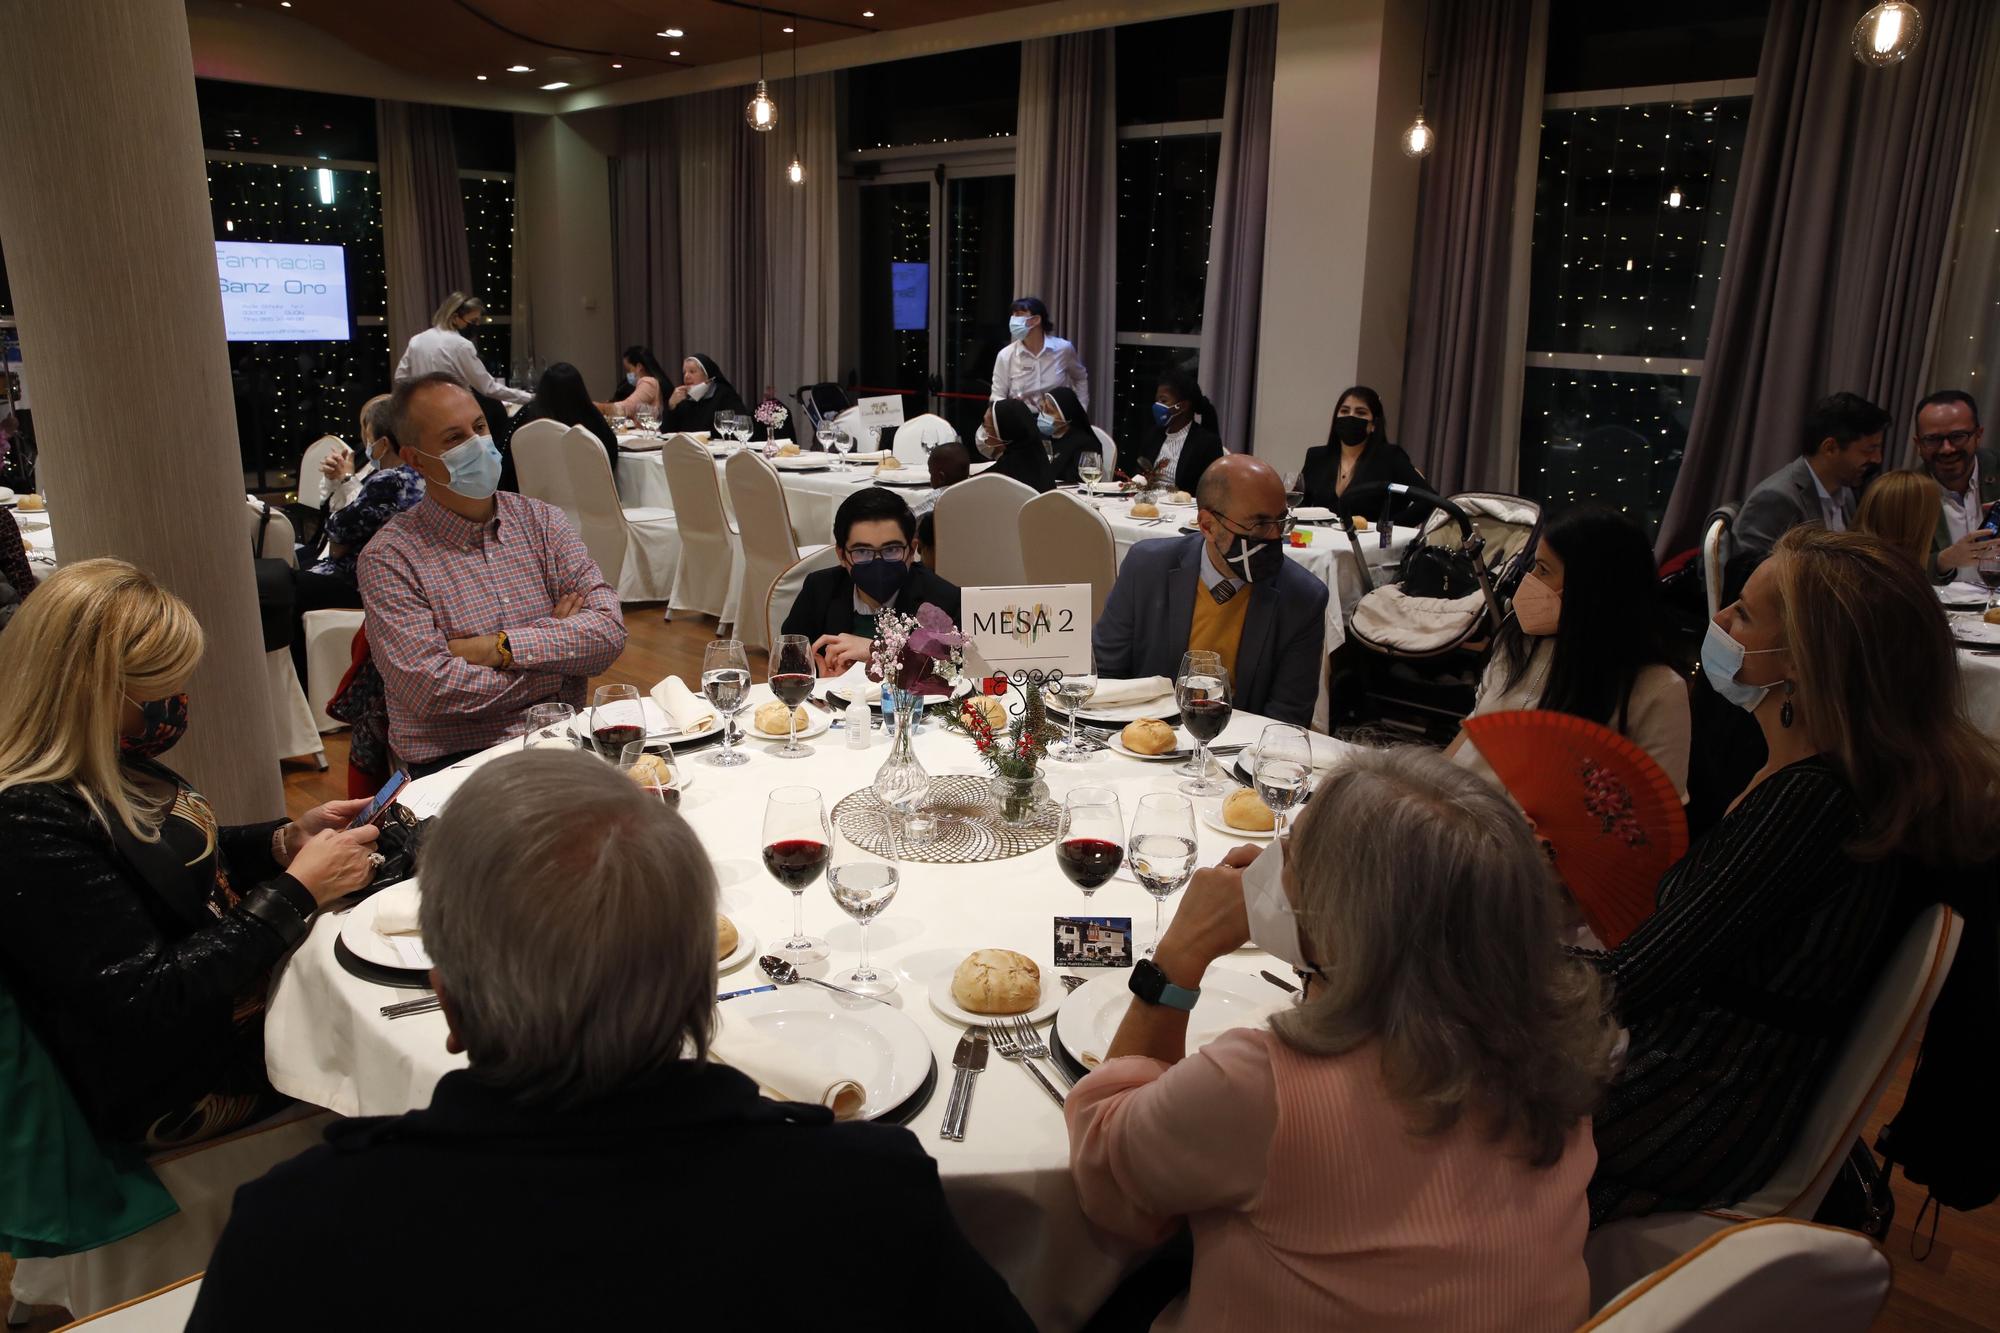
[1008,315,1031,341]
[1152,401,1174,428]
[1701,620,1785,713]
[1035,412,1057,439]
[625,371,637,387]
[429,434,502,501]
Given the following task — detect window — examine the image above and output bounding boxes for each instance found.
[847,46,1021,151]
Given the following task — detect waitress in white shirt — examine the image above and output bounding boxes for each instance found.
[990,296,1088,408]
[393,292,530,406]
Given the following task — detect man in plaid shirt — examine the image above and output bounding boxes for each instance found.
[360,373,628,775]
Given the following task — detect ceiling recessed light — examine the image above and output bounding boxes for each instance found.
[280,1,292,7]
[782,26,794,33]
[611,62,623,68]
[540,81,570,90]
[476,74,488,80]
[669,49,681,56]
[862,9,875,16]
[506,64,533,73]
[659,28,684,37]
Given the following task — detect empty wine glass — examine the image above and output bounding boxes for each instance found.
[1253,723,1313,837]
[589,684,645,760]
[701,639,753,767]
[1282,469,1305,510]
[712,411,735,450]
[768,634,817,759]
[521,702,576,750]
[1175,650,1234,797]
[763,786,831,963]
[1057,787,1123,897]
[827,830,899,996]
[816,425,841,460]
[635,405,662,438]
[1128,792,1198,957]
[1049,659,1099,762]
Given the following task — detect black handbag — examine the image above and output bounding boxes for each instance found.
[364,804,431,891]
[251,502,295,653]
[1813,1138,1896,1240]
[1395,538,1484,600]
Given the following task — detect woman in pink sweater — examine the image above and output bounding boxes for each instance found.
[1066,747,1617,1331]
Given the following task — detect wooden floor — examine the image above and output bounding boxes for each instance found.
[3,608,1994,1328]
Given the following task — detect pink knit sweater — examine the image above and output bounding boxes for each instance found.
[1066,1027,1595,1331]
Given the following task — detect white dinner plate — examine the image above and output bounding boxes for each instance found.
[1079,481,1130,496]
[924,962,1063,1027]
[574,696,723,746]
[1948,612,2000,646]
[1938,584,1987,609]
[717,915,756,973]
[1053,968,1289,1071]
[741,689,833,742]
[339,880,432,972]
[714,987,932,1121]
[1102,727,1192,761]
[1051,695,1178,725]
[870,468,933,487]
[1198,799,1277,841]
[772,454,834,471]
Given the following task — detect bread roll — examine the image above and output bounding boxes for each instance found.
[16,494,44,513]
[1223,787,1275,832]
[960,695,1009,731]
[876,457,900,474]
[626,753,675,789]
[754,701,811,734]
[1351,515,1370,531]
[776,442,802,457]
[1986,607,2000,626]
[1130,499,1160,518]
[1167,490,1194,505]
[951,949,1042,1015]
[716,914,740,961]
[1121,717,1177,755]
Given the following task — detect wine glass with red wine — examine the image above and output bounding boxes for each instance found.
[763,786,831,963]
[1174,650,1234,798]
[1057,787,1124,896]
[769,634,818,759]
[589,684,646,759]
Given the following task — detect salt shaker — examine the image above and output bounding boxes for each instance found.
[845,700,872,748]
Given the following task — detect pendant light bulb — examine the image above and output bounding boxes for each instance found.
[787,157,805,185]
[1852,2,1923,67]
[1400,112,1435,159]
[745,79,779,131]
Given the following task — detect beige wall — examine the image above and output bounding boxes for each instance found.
[516,112,620,377]
[1251,0,1425,475]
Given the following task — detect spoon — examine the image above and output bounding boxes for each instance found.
[758,954,895,1006]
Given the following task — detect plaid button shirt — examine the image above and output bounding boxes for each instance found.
[357,492,627,763]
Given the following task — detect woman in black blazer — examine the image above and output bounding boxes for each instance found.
[1299,384,1433,525]
[0,561,382,1146]
[1133,365,1225,493]
[982,400,1055,493]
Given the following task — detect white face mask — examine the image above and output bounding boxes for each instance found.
[1243,841,1313,973]
[687,380,712,402]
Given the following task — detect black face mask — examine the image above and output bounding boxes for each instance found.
[850,556,911,604]
[1332,416,1371,447]
[1215,529,1287,584]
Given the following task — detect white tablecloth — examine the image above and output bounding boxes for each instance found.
[1957,648,2000,736]
[9,503,57,571]
[264,700,1297,1330]
[615,440,921,549]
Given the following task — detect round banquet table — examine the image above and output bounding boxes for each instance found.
[264,696,1307,1330]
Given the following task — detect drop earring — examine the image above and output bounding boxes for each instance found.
[1779,681,1795,730]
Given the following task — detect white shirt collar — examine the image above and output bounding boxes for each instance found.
[1197,540,1234,595]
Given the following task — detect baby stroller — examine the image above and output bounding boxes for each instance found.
[1328,482,1541,740]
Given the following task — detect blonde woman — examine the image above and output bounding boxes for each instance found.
[1854,467,1943,577]
[1586,526,2000,1224]
[393,290,529,405]
[1066,747,1616,1331]
[0,561,380,1146]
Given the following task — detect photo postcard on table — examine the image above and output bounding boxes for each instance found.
[1055,916,1133,968]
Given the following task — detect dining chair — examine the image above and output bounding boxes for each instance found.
[240,500,327,769]
[662,433,741,625]
[1702,503,1738,620]
[1584,904,1960,1309]
[562,426,678,603]
[725,450,829,652]
[764,544,844,656]
[1088,424,1120,480]
[1019,490,1118,620]
[1579,1218,1890,1332]
[508,419,579,531]
[293,435,348,510]
[934,471,1038,588]
[892,414,958,467]
[301,607,365,731]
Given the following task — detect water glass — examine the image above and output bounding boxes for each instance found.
[635,406,662,438]
[522,702,576,750]
[702,639,753,767]
[1253,723,1313,836]
[1049,661,1099,762]
[827,832,899,996]
[1057,787,1123,896]
[1175,650,1234,797]
[762,786,831,963]
[1128,793,1198,957]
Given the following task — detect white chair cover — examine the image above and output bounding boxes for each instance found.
[563,426,678,603]
[1018,491,1118,621]
[301,608,364,731]
[934,472,1038,588]
[294,435,347,510]
[242,502,325,767]
[1585,905,1961,1309]
[1702,515,1730,621]
[1088,424,1119,480]
[1581,1218,1890,1333]
[43,1275,204,1331]
[765,545,844,655]
[893,413,958,467]
[10,1110,332,1321]
[663,434,741,622]
[509,418,580,531]
[724,451,827,652]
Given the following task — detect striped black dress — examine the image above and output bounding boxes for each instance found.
[1583,756,1923,1225]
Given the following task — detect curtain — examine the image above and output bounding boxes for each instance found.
[761,73,841,408]
[1656,0,1993,551]
[1912,15,2000,426]
[509,114,536,377]
[674,87,767,400]
[1396,0,1536,494]
[613,100,683,371]
[1014,31,1117,411]
[1199,5,1279,453]
[377,100,472,356]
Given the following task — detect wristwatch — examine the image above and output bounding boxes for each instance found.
[494,631,514,670]
[1128,958,1200,1012]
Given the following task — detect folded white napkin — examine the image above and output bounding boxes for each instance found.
[369,882,433,969]
[1086,676,1174,707]
[833,662,882,704]
[653,676,719,732]
[711,1023,866,1120]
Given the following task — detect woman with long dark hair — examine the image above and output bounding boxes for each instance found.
[662,353,750,435]
[1445,504,1691,797]
[1299,385,1430,523]
[516,362,619,485]
[596,345,667,422]
[1134,365,1224,493]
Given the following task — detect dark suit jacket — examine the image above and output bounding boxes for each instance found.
[781,563,963,642]
[1924,446,2000,582]
[1299,439,1433,524]
[1091,534,1330,727]
[186,1064,1033,1332]
[1133,422,1225,493]
[1730,456,1853,563]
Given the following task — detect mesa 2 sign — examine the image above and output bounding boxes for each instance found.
[959,584,1092,679]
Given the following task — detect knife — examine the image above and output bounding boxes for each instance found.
[717,984,778,1001]
[941,1031,989,1142]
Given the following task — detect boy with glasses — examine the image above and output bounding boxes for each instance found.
[783,487,963,675]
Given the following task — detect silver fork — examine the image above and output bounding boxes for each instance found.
[380,994,441,1019]
[1012,1015,1076,1089]
[990,1021,1066,1107]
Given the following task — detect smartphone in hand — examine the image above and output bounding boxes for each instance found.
[347,770,411,830]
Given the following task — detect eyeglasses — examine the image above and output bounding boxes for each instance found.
[1205,509,1295,541]
[846,543,909,564]
[1919,430,1977,449]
